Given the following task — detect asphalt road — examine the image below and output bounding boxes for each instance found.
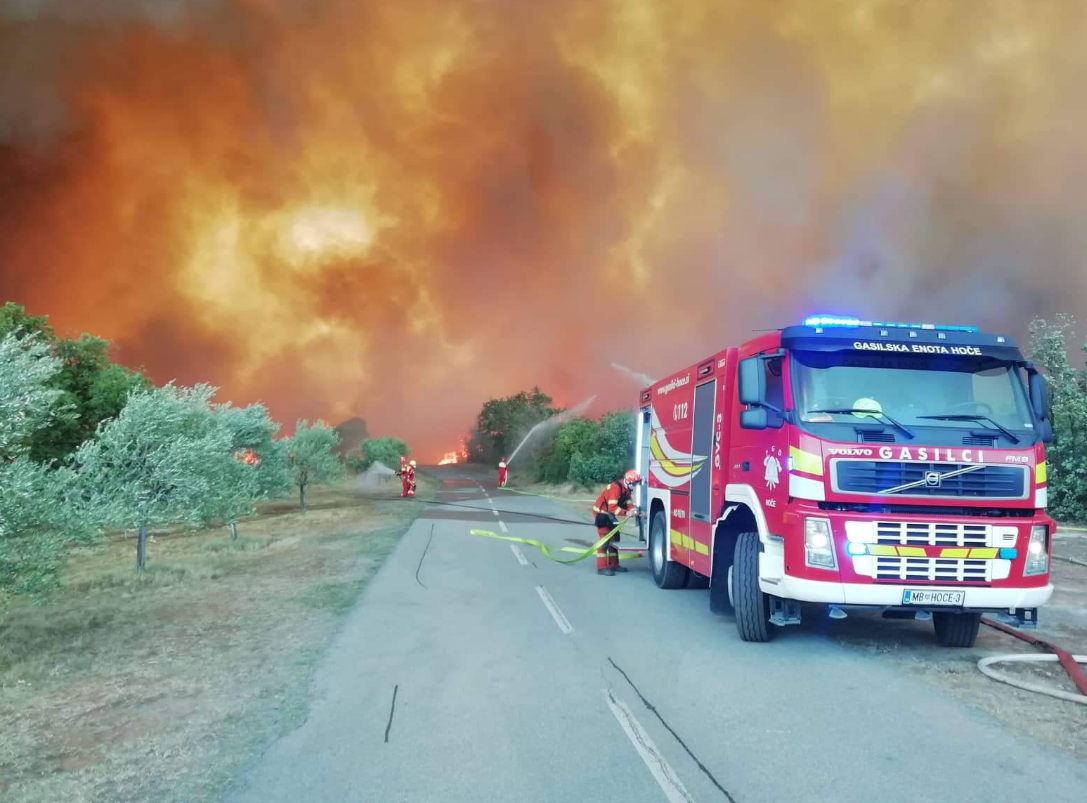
[229,467,1087,803]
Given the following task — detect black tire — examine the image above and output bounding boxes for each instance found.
[733,531,773,642]
[685,572,709,589]
[709,532,735,615]
[649,510,689,589]
[932,611,981,648]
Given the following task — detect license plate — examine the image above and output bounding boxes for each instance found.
[902,589,965,606]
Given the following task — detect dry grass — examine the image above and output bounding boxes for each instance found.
[0,477,430,803]
[834,550,1087,761]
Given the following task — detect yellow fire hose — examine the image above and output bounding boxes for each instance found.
[469,517,643,564]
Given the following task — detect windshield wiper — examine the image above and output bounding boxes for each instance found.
[805,408,915,440]
[916,414,1020,444]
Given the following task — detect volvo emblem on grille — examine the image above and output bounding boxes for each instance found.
[878,463,985,495]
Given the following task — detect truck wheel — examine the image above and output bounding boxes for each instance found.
[650,510,689,589]
[932,612,981,648]
[686,572,709,589]
[733,531,773,642]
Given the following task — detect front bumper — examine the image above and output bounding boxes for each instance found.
[763,573,1054,610]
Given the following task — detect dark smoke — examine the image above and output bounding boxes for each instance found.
[1,0,1085,458]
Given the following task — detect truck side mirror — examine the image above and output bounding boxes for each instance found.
[740,408,769,430]
[1029,372,1050,419]
[738,358,765,406]
[1039,419,1054,444]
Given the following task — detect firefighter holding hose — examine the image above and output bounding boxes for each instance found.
[498,457,508,488]
[397,456,409,498]
[405,459,417,498]
[592,469,641,576]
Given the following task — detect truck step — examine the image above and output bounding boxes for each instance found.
[770,597,802,626]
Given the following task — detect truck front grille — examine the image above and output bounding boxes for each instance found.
[875,557,989,583]
[875,521,989,548]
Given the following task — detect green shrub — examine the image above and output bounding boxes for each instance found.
[529,411,635,488]
[355,437,410,472]
[1030,316,1087,522]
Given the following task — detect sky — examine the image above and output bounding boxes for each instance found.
[2,0,1086,459]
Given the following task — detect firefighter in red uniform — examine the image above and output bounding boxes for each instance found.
[397,456,409,498]
[498,457,508,487]
[406,460,417,498]
[592,469,641,576]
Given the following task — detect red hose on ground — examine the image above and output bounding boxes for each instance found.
[980,617,1087,696]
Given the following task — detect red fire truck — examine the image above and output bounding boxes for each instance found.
[635,316,1055,647]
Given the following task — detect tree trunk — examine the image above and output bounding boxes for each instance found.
[229,520,239,540]
[137,520,148,572]
[300,483,307,513]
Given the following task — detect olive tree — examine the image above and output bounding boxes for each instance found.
[287,420,342,512]
[0,332,85,597]
[207,402,290,538]
[74,383,232,571]
[0,460,85,597]
[0,332,68,460]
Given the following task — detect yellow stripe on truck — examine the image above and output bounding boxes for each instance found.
[650,435,692,477]
[789,446,824,477]
[1036,462,1047,484]
[868,545,898,556]
[669,530,706,553]
[864,545,1003,559]
[938,548,971,558]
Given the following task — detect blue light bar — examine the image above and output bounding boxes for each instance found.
[803,315,979,334]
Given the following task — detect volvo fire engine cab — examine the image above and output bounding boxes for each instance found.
[635,317,1055,647]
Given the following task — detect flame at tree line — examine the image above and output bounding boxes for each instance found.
[2,1,1086,461]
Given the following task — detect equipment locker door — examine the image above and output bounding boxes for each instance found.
[688,378,716,576]
[637,408,651,542]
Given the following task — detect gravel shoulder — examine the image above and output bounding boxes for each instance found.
[833,526,1087,761]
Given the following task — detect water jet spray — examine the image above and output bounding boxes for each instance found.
[611,362,655,387]
[506,396,596,466]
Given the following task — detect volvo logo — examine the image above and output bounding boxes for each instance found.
[879,464,984,495]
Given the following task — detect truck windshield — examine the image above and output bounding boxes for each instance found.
[790,350,1035,437]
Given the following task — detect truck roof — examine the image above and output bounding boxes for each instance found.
[640,322,1024,398]
[780,323,1023,361]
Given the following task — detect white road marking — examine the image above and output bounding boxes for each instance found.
[604,691,696,803]
[510,544,528,565]
[535,585,573,634]
[492,508,500,516]
[499,520,509,533]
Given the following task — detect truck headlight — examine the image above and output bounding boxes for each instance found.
[804,517,837,570]
[1024,525,1049,576]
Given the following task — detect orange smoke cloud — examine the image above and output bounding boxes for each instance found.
[2,1,1086,459]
